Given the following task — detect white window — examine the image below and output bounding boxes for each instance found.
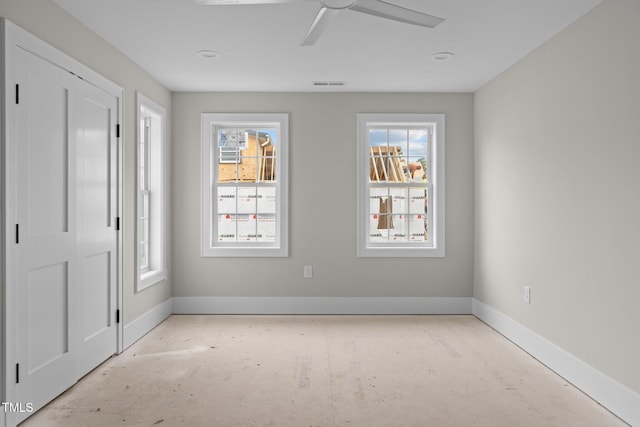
[136,93,167,290]
[201,113,288,257]
[357,113,445,257]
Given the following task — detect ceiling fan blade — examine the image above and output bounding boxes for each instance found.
[194,0,309,5]
[349,0,444,28]
[301,7,339,46]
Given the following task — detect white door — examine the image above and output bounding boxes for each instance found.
[15,47,79,422]
[75,80,119,378]
[14,47,119,423]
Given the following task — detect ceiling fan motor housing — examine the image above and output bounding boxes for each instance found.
[321,0,356,10]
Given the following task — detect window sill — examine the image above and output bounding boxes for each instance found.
[357,246,445,258]
[137,269,167,292]
[201,246,288,258]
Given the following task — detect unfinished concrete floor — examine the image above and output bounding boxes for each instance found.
[21,315,626,426]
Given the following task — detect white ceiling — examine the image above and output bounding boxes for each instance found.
[52,0,601,92]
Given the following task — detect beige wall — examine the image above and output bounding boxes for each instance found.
[0,0,172,324]
[172,92,474,298]
[474,0,640,394]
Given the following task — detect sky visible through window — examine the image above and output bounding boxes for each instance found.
[369,128,428,163]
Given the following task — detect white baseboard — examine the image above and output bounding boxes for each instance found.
[172,296,472,315]
[122,298,173,349]
[472,299,639,427]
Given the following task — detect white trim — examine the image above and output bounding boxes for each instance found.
[173,296,472,315]
[356,113,445,258]
[200,113,289,257]
[135,92,167,292]
[123,299,173,350]
[472,299,639,427]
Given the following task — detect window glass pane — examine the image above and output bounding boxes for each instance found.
[369,149,389,182]
[408,129,428,182]
[389,129,408,153]
[139,151,146,190]
[237,187,257,214]
[218,129,246,149]
[217,129,243,182]
[257,214,276,242]
[257,130,276,182]
[369,187,390,244]
[139,193,146,217]
[391,214,407,242]
[237,214,257,242]
[369,128,388,146]
[409,188,427,214]
[217,155,238,182]
[139,243,147,269]
[245,130,259,157]
[139,218,147,242]
[388,150,407,182]
[389,188,407,214]
[257,187,276,213]
[369,187,387,214]
[369,214,387,242]
[217,214,236,242]
[409,214,426,242]
[409,187,428,242]
[217,187,236,214]
[408,129,428,158]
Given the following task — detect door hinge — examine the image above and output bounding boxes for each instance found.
[116,124,120,138]
[115,217,120,231]
[16,224,19,244]
[15,84,19,104]
[116,309,120,324]
[16,363,20,384]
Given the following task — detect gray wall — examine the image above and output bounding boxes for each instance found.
[0,0,172,324]
[172,93,474,298]
[474,0,640,394]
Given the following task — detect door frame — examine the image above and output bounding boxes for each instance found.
[1,19,124,427]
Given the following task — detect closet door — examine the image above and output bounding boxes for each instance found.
[13,46,120,423]
[14,47,79,420]
[75,80,119,378]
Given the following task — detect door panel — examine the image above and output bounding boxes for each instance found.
[75,82,118,379]
[82,252,111,340]
[15,48,78,423]
[26,69,69,236]
[27,262,69,371]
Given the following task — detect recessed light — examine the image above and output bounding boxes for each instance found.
[197,49,220,59]
[431,52,454,61]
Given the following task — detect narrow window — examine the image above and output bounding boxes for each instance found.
[136,93,167,290]
[201,113,288,257]
[357,114,445,257]
[139,115,150,272]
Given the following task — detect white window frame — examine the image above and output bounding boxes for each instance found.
[201,113,289,257]
[136,92,167,291]
[357,113,445,257]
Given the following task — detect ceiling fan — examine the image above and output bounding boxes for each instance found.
[194,0,445,46]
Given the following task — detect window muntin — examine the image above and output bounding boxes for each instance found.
[358,114,444,257]
[201,114,288,257]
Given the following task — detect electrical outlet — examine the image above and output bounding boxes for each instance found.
[303,265,313,278]
[524,286,531,304]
